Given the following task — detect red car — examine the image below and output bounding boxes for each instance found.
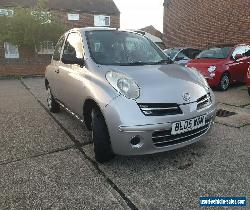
[186,44,250,90]
[247,65,250,96]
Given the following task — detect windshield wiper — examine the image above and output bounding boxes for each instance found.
[154,59,173,65]
[111,59,173,66]
[117,61,150,66]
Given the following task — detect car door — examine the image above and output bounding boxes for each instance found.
[56,32,86,115]
[48,36,65,98]
[228,46,250,82]
[243,46,250,82]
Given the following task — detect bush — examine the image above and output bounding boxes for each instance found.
[0,3,64,52]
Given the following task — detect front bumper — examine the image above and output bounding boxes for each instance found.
[206,74,221,87]
[104,92,217,156]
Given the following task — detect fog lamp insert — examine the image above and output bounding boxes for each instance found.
[130,136,141,146]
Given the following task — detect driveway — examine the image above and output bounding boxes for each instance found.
[0,77,249,209]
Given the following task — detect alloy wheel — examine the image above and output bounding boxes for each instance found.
[220,74,230,90]
[47,88,52,109]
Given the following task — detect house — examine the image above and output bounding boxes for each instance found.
[139,25,166,49]
[0,0,120,76]
[140,25,163,40]
[163,0,250,48]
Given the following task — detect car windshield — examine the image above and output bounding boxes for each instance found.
[85,30,171,66]
[196,47,232,59]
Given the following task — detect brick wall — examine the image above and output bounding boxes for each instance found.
[0,10,120,76]
[54,11,120,30]
[163,0,250,48]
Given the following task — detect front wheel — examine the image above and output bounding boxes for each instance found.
[248,87,250,96]
[91,107,114,163]
[46,86,60,113]
[219,73,230,91]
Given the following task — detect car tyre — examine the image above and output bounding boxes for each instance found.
[47,86,60,113]
[248,88,250,96]
[91,107,114,163]
[219,73,230,91]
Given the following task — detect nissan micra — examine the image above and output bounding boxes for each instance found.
[45,27,217,162]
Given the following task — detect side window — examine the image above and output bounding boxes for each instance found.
[176,52,189,60]
[245,49,250,57]
[53,37,65,61]
[62,33,84,59]
[243,46,250,57]
[232,46,249,58]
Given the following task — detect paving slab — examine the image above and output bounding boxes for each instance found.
[214,84,250,107]
[22,77,92,145]
[0,80,27,97]
[215,103,250,128]
[82,124,249,210]
[0,149,127,210]
[0,80,74,164]
[22,77,250,209]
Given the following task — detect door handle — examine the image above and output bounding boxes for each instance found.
[55,69,60,74]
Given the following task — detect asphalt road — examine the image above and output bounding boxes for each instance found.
[0,77,249,209]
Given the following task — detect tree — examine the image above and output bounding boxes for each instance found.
[0,2,64,53]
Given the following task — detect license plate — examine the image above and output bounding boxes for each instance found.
[171,115,206,135]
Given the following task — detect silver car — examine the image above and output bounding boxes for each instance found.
[45,27,216,162]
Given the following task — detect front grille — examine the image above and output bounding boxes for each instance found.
[152,118,211,147]
[197,94,212,110]
[138,103,182,116]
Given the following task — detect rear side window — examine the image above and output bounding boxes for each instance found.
[53,37,65,61]
[232,46,250,58]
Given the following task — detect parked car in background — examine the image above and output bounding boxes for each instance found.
[133,30,166,50]
[164,48,201,66]
[45,27,216,163]
[186,44,250,91]
[247,65,250,96]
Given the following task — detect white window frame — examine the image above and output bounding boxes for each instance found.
[94,15,111,27]
[67,13,80,21]
[0,9,14,17]
[4,42,19,59]
[37,41,54,55]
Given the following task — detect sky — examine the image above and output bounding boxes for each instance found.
[113,0,164,32]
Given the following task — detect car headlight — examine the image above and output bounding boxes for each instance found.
[208,66,216,73]
[189,67,209,88]
[106,71,140,99]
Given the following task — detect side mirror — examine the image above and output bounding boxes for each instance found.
[62,54,85,67]
[234,54,243,60]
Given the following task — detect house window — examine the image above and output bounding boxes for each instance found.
[0,9,14,17]
[68,13,80,21]
[31,11,51,24]
[37,41,54,55]
[94,15,110,27]
[4,42,19,58]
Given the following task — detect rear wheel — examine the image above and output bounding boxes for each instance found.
[248,88,250,96]
[91,107,114,163]
[46,86,60,113]
[219,73,230,91]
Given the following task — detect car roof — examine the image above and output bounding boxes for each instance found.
[207,44,249,49]
[70,27,142,35]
